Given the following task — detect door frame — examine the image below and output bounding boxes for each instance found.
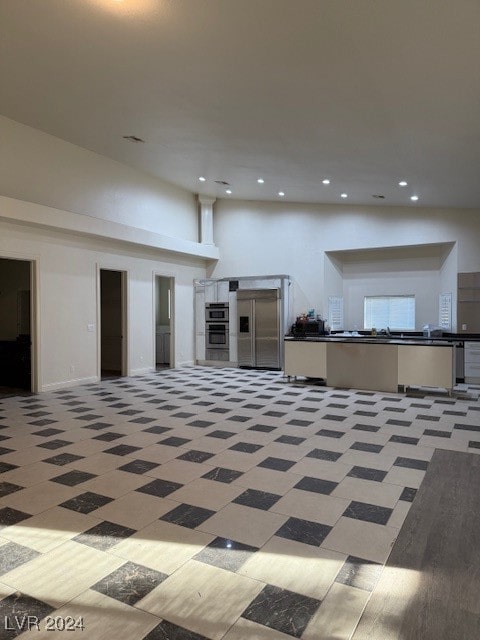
[0,252,39,393]
[97,266,129,378]
[152,272,175,369]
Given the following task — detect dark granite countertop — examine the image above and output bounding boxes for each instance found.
[285,336,456,347]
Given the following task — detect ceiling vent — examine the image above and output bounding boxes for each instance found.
[214,180,230,186]
[372,194,385,199]
[122,135,145,143]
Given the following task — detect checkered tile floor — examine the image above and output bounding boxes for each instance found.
[0,367,479,640]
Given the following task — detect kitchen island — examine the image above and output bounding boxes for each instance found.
[284,336,456,393]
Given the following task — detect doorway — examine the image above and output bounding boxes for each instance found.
[0,258,33,396]
[100,269,127,379]
[155,275,173,369]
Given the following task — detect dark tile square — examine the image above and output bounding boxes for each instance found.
[91,561,167,606]
[423,429,451,438]
[193,537,258,572]
[207,407,230,414]
[0,541,40,574]
[59,491,113,514]
[187,420,214,428]
[343,500,393,525]
[248,424,277,433]
[322,414,347,422]
[50,470,96,486]
[228,415,251,422]
[73,520,136,550]
[347,466,387,482]
[75,414,103,421]
[28,419,57,426]
[294,476,338,495]
[0,482,24,498]
[386,418,412,427]
[136,478,183,498]
[160,503,215,528]
[257,457,296,472]
[306,448,342,461]
[0,507,31,530]
[241,583,321,637]
[275,435,305,445]
[243,404,264,410]
[143,425,171,435]
[352,423,380,433]
[399,486,417,502]
[43,453,84,466]
[103,444,142,456]
[176,450,215,463]
[262,410,285,418]
[206,430,236,439]
[118,409,142,416]
[416,413,440,421]
[158,436,191,447]
[232,488,281,510]
[37,439,72,450]
[229,442,263,453]
[389,435,419,445]
[32,428,64,437]
[92,431,125,442]
[0,592,54,639]
[119,459,160,474]
[275,518,332,547]
[393,456,429,471]
[82,422,113,431]
[201,467,244,483]
[287,419,313,427]
[129,417,156,424]
[350,442,383,453]
[453,423,480,433]
[316,429,345,438]
[335,555,383,591]
[142,620,209,640]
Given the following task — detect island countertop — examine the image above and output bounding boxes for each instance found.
[284,336,456,347]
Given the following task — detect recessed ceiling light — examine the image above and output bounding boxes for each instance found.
[322,179,330,185]
[398,181,408,187]
[340,193,348,198]
[278,191,285,197]
[410,195,419,201]
[198,176,206,182]
[225,189,232,195]
[257,178,265,184]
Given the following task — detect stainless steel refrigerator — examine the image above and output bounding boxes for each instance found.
[237,289,281,369]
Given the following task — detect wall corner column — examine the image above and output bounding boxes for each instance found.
[198,196,216,245]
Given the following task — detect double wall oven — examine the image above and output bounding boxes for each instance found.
[205,303,230,361]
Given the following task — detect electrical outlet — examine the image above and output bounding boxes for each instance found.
[462,324,467,330]
[87,324,95,332]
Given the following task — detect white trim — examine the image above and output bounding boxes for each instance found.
[41,376,99,392]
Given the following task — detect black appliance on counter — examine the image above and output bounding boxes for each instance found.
[291,319,325,338]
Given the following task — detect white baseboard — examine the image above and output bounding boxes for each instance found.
[177,360,195,368]
[41,375,99,392]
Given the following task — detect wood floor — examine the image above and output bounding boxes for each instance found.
[352,448,480,639]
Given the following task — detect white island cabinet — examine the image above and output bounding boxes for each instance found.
[285,338,455,394]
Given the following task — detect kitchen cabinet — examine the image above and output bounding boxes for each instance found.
[465,341,480,382]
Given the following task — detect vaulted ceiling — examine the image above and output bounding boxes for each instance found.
[1,0,479,207]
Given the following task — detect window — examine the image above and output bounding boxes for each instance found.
[364,295,415,330]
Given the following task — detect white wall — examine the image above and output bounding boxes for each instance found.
[210,199,480,329]
[0,218,204,391]
[0,115,198,241]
